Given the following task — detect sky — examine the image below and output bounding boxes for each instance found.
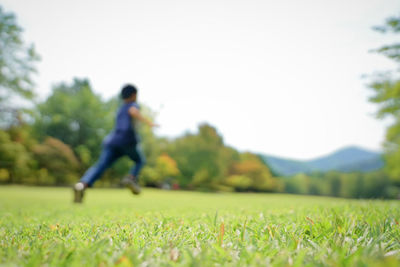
[2,0,399,160]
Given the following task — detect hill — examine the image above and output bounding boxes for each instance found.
[259,146,384,176]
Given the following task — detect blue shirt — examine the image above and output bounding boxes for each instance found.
[104,102,139,147]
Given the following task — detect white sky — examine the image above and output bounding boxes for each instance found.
[2,0,399,160]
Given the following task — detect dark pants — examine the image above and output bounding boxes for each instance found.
[80,143,145,187]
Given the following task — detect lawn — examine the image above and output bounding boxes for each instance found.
[0,186,399,266]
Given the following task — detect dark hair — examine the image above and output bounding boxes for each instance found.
[121,84,137,99]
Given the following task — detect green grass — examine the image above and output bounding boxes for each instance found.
[0,186,400,266]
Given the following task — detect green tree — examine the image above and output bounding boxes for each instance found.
[369,14,400,184]
[141,153,180,187]
[0,6,39,126]
[337,172,360,198]
[284,173,311,195]
[168,123,232,189]
[33,78,113,164]
[156,153,180,179]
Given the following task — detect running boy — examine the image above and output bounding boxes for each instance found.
[73,84,157,203]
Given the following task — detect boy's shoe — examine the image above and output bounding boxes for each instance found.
[73,182,85,203]
[122,175,141,195]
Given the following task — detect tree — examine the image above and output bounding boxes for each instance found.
[141,153,180,187]
[33,78,113,163]
[168,123,231,188]
[0,6,40,126]
[284,173,311,195]
[156,153,180,179]
[369,14,400,184]
[227,152,277,191]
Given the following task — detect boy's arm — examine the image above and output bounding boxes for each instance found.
[128,106,158,127]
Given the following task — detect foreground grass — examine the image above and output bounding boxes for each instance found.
[0,186,399,266]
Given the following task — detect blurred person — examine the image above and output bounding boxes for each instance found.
[73,84,157,203]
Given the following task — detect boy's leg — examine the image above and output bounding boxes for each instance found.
[126,144,146,180]
[122,144,146,195]
[80,146,122,187]
[74,146,122,203]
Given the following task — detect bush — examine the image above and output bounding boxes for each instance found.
[225,175,253,191]
[33,137,79,185]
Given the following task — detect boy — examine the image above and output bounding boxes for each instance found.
[73,84,157,203]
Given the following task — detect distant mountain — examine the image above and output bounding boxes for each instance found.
[259,146,384,176]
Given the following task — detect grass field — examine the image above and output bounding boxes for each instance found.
[0,186,400,266]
